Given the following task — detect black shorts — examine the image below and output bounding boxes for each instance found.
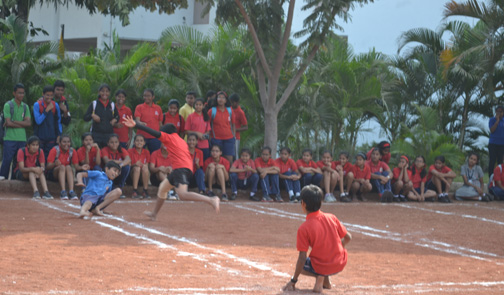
[168,168,191,188]
[426,180,445,192]
[14,170,25,180]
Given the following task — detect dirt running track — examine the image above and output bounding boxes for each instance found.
[1,193,504,295]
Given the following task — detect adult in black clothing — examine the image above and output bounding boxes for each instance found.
[83,84,119,148]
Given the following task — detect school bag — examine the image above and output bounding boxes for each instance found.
[12,147,43,172]
[210,106,234,138]
[90,100,115,131]
[53,145,75,164]
[0,101,27,144]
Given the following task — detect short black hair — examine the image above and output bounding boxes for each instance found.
[144,88,154,96]
[81,132,93,142]
[205,90,216,99]
[229,93,240,102]
[301,185,323,212]
[186,91,197,97]
[59,134,71,142]
[240,148,252,157]
[187,133,198,140]
[261,146,272,154]
[279,147,291,154]
[53,80,65,88]
[434,155,446,163]
[27,135,40,146]
[160,123,177,134]
[339,151,350,159]
[13,83,25,92]
[43,85,54,94]
[115,89,127,97]
[98,83,111,92]
[302,148,313,156]
[105,161,121,171]
[134,133,145,141]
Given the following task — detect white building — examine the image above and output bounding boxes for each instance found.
[28,1,216,53]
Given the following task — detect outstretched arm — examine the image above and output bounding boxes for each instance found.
[123,116,161,138]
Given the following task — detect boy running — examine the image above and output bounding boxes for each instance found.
[283,185,352,293]
[123,116,220,220]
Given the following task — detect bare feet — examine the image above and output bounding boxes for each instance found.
[79,210,92,219]
[92,208,104,216]
[211,197,220,214]
[323,277,332,289]
[144,210,157,221]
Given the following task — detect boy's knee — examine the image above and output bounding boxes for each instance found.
[112,188,122,195]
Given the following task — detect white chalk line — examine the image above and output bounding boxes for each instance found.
[233,203,504,266]
[394,203,504,226]
[2,286,253,295]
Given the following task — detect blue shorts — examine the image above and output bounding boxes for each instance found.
[80,194,105,211]
[414,187,421,194]
[211,137,236,157]
[303,257,339,277]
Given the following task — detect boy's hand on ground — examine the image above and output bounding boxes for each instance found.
[283,281,296,291]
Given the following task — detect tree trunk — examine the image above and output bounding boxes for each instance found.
[264,109,279,156]
[458,91,470,150]
[16,0,29,23]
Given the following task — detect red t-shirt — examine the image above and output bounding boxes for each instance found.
[15,148,45,172]
[163,112,185,135]
[366,148,391,164]
[149,149,172,168]
[77,146,99,168]
[352,164,371,180]
[316,160,336,170]
[159,132,193,172]
[275,158,298,174]
[296,159,319,175]
[128,148,150,166]
[113,105,132,143]
[232,106,247,140]
[190,148,204,172]
[392,167,413,184]
[427,165,452,181]
[297,210,348,275]
[134,103,163,139]
[47,147,79,166]
[101,147,129,162]
[203,156,230,172]
[208,107,235,140]
[231,159,256,180]
[334,161,354,176]
[490,165,504,188]
[367,160,390,174]
[255,157,278,169]
[185,112,211,149]
[410,167,427,189]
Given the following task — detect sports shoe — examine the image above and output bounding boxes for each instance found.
[221,194,229,202]
[340,195,352,202]
[69,191,79,200]
[425,197,435,202]
[399,194,407,202]
[132,191,142,199]
[168,191,178,200]
[230,192,237,201]
[0,176,5,181]
[60,191,69,200]
[32,191,41,199]
[487,189,495,201]
[207,190,216,197]
[142,189,151,199]
[481,194,490,202]
[275,195,283,202]
[249,195,261,202]
[383,191,394,203]
[392,195,401,202]
[324,193,337,203]
[443,193,452,203]
[42,191,54,200]
[356,192,366,202]
[119,195,126,199]
[437,195,448,203]
[262,195,273,202]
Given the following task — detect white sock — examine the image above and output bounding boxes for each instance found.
[250,192,255,196]
[289,190,294,197]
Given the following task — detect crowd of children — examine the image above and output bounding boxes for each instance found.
[1,83,501,208]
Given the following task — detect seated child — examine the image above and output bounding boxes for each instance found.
[296,148,322,188]
[276,147,301,203]
[456,153,489,201]
[316,151,339,203]
[255,146,281,202]
[391,155,413,202]
[489,155,504,201]
[46,134,80,200]
[101,134,131,198]
[283,185,352,293]
[162,99,185,137]
[407,156,437,202]
[76,132,101,172]
[14,136,53,200]
[203,145,231,201]
[334,152,354,199]
[426,155,456,203]
[149,145,177,200]
[366,141,391,164]
[230,148,259,201]
[345,152,372,202]
[368,148,394,202]
[128,134,151,199]
[76,161,122,218]
[187,133,206,194]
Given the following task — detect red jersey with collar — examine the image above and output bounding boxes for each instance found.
[367,160,390,174]
[231,159,256,180]
[203,156,230,172]
[410,167,427,189]
[113,104,132,143]
[128,148,150,166]
[275,158,298,174]
[232,106,247,140]
[334,161,354,176]
[316,160,337,170]
[427,165,452,181]
[47,147,79,166]
[101,147,129,162]
[185,112,211,149]
[15,148,45,171]
[296,159,319,175]
[149,149,172,168]
[255,157,278,169]
[190,148,204,172]
[159,132,193,172]
[208,107,235,140]
[392,167,413,184]
[366,148,391,164]
[352,164,371,180]
[77,146,99,168]
[134,103,163,139]
[162,112,185,135]
[297,210,348,275]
